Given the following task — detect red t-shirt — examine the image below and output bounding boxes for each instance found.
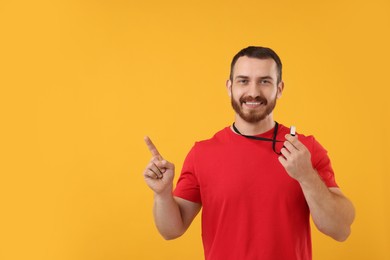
[173,124,337,260]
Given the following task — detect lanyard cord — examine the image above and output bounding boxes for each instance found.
[232,122,283,155]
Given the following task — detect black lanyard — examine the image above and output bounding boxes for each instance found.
[232,122,283,155]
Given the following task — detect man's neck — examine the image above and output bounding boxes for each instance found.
[233,115,275,135]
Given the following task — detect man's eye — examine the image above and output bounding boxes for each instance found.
[238,80,248,84]
[260,80,270,84]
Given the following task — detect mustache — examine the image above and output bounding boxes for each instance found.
[239,96,268,105]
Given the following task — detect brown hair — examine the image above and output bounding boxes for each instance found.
[230,46,282,84]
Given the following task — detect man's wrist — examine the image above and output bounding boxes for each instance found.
[154,188,174,201]
[298,169,320,187]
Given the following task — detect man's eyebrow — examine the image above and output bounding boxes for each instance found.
[234,75,274,80]
[258,76,274,80]
[234,75,249,79]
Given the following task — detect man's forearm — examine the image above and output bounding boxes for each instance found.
[299,170,355,241]
[153,193,185,240]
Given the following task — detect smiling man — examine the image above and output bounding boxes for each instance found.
[229,55,281,125]
[143,46,355,260]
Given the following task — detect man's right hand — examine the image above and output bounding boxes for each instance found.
[143,136,175,196]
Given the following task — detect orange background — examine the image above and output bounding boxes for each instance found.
[0,0,389,259]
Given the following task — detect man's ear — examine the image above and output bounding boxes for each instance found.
[226,79,232,97]
[276,81,284,99]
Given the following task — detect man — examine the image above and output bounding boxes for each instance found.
[143,46,355,259]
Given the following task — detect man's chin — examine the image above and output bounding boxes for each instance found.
[239,112,267,123]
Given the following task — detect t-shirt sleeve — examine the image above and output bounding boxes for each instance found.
[309,136,338,188]
[173,144,202,203]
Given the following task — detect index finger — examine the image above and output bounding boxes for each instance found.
[144,136,162,159]
[285,134,305,151]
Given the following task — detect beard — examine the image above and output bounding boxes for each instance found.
[230,92,277,123]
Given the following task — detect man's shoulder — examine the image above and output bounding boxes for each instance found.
[194,126,231,148]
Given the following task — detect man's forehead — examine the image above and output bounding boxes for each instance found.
[233,57,278,78]
[235,56,276,68]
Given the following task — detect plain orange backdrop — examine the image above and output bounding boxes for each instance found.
[0,0,389,259]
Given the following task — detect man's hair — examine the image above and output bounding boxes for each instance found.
[229,46,282,84]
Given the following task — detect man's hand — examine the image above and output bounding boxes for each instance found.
[143,136,175,195]
[278,134,316,183]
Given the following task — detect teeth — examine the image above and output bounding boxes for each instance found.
[245,102,261,105]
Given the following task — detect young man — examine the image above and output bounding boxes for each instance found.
[143,46,355,260]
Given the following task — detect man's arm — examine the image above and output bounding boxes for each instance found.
[143,137,201,240]
[296,169,355,241]
[278,134,355,241]
[153,194,201,240]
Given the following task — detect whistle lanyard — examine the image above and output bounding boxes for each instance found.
[232,122,283,155]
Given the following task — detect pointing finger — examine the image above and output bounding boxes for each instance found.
[144,136,162,160]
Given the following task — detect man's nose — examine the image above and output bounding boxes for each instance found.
[247,82,261,97]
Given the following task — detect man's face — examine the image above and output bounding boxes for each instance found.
[227,56,283,123]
